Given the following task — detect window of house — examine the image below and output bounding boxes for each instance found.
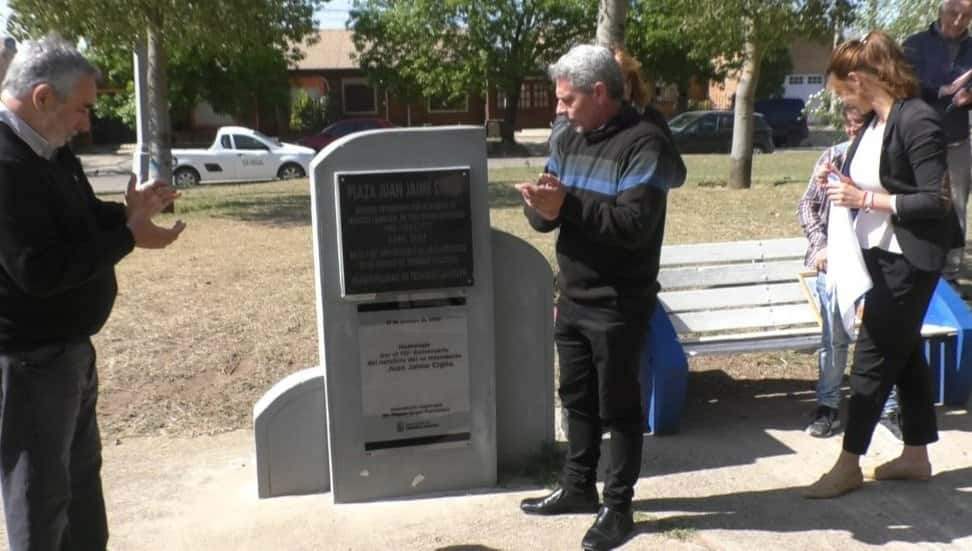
[807,75,824,85]
[428,92,469,113]
[497,81,550,110]
[520,84,533,109]
[788,75,804,85]
[531,82,549,108]
[342,78,377,115]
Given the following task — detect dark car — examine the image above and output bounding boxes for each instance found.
[299,117,395,151]
[668,110,775,154]
[754,98,809,147]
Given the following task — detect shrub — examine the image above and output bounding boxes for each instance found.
[290,89,324,132]
[804,88,844,130]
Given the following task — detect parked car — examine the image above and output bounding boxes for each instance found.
[299,118,395,151]
[668,110,775,154]
[754,98,809,147]
[171,126,315,187]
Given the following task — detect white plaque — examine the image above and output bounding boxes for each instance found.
[359,312,471,452]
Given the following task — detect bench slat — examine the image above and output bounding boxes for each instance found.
[659,282,805,313]
[669,303,817,334]
[658,260,807,291]
[660,237,806,267]
[683,333,822,355]
[655,238,958,357]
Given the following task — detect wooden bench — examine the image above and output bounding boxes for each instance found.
[658,237,820,356]
[641,237,972,435]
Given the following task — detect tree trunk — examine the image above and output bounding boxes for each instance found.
[501,84,521,145]
[596,0,627,49]
[146,21,172,183]
[676,84,689,114]
[644,72,657,104]
[729,37,762,190]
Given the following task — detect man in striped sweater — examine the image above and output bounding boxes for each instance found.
[516,44,685,551]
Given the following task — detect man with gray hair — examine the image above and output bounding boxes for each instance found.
[516,44,685,551]
[904,0,972,280]
[0,34,184,550]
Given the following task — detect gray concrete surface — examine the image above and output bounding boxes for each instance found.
[3,388,965,550]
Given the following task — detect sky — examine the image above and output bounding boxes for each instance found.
[0,0,354,34]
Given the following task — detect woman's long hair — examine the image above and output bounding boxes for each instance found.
[826,31,919,100]
[614,48,652,107]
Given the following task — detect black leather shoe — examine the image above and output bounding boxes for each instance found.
[581,506,634,550]
[520,486,599,515]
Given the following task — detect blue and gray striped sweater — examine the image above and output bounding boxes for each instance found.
[526,104,685,302]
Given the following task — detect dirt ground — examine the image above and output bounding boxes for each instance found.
[90,172,833,444]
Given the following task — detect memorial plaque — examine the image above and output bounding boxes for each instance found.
[359,311,471,452]
[337,168,474,297]
[312,127,495,503]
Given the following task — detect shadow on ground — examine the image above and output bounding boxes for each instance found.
[624,370,972,548]
[488,182,527,209]
[630,464,972,547]
[208,194,311,227]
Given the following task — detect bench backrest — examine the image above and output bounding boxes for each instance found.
[658,238,821,355]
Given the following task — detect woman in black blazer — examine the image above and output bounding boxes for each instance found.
[803,31,953,499]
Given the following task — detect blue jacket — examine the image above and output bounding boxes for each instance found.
[903,22,972,142]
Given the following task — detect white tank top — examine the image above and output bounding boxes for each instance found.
[849,119,902,254]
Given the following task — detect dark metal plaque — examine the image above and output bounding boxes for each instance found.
[338,168,474,296]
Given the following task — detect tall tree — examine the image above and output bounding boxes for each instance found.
[860,0,937,38]
[596,0,628,48]
[676,0,854,189]
[627,2,721,110]
[8,0,323,181]
[350,0,596,145]
[350,0,469,128]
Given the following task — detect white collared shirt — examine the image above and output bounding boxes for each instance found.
[0,103,57,160]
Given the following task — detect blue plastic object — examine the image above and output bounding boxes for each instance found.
[922,279,972,406]
[640,304,688,435]
[640,278,972,436]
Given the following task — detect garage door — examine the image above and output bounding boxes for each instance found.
[784,74,825,103]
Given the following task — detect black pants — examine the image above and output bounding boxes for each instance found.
[0,339,108,551]
[843,248,940,455]
[556,296,651,509]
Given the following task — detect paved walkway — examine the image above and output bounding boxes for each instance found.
[4,387,966,550]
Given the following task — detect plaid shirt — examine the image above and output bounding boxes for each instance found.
[797,141,850,269]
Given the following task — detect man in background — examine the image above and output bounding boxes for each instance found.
[904,0,972,279]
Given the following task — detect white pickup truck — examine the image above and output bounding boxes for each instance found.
[171,126,315,187]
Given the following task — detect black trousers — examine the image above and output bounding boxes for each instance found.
[843,248,940,455]
[555,296,652,509]
[0,339,108,551]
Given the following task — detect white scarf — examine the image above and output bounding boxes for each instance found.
[825,203,872,337]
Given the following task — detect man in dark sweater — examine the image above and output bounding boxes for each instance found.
[904,0,972,279]
[0,36,184,550]
[516,44,685,551]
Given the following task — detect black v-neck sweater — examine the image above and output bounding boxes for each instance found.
[0,123,134,348]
